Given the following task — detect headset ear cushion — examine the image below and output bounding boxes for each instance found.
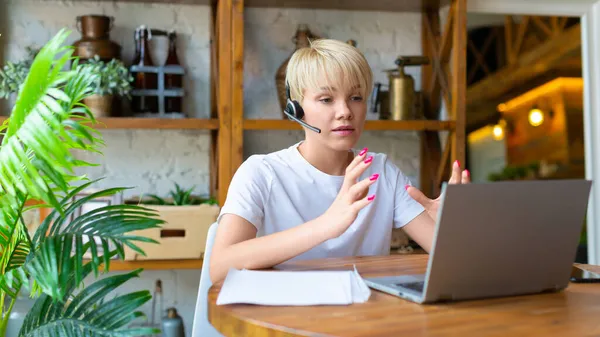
[292,101,304,119]
[285,100,296,118]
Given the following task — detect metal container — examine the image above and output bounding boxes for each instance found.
[161,308,185,337]
[73,15,121,62]
[382,56,429,120]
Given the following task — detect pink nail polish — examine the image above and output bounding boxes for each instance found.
[364,156,373,164]
[405,185,410,190]
[368,194,376,201]
[359,147,368,156]
[369,173,379,181]
[455,160,460,167]
[465,169,470,176]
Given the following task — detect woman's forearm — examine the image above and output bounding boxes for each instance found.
[209,216,333,283]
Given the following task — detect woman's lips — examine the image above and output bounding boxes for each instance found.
[331,126,355,136]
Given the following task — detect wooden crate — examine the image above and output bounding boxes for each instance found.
[124,203,220,260]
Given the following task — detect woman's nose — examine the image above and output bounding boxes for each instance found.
[336,101,353,119]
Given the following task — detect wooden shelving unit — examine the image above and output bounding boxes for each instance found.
[8,0,467,271]
[219,0,467,199]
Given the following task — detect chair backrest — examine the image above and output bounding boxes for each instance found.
[191,222,223,337]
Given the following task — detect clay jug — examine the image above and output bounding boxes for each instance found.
[73,15,121,62]
[275,24,318,119]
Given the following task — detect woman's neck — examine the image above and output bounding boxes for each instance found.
[297,140,353,176]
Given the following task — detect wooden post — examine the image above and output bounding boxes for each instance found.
[209,2,219,201]
[451,0,467,168]
[421,10,443,198]
[231,0,245,176]
[217,0,233,206]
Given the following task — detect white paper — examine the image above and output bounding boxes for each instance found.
[216,265,371,306]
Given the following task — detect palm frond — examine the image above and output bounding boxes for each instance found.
[19,264,158,337]
[0,267,29,298]
[0,28,102,213]
[0,191,32,278]
[27,185,163,299]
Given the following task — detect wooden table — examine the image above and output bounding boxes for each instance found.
[208,255,600,336]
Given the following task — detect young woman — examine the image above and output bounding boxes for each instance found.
[209,39,469,283]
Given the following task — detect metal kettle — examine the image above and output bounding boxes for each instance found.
[372,56,429,120]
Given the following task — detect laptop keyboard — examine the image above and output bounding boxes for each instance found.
[395,281,425,292]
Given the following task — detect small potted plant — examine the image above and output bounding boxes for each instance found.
[81,55,133,118]
[0,47,38,100]
[124,183,220,261]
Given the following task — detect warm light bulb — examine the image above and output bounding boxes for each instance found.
[528,108,544,126]
[492,124,504,140]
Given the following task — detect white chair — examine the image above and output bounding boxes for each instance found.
[191,222,223,337]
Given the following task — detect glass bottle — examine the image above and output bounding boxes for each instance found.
[131,25,158,114]
[131,27,141,65]
[164,30,183,114]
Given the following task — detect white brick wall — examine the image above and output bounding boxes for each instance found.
[2,1,431,335]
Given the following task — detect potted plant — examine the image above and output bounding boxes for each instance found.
[124,183,220,261]
[81,55,133,118]
[0,47,38,99]
[0,29,164,336]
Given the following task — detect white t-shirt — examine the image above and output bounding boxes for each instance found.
[217,142,425,262]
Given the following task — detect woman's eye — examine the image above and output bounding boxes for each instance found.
[320,98,332,103]
[351,96,363,102]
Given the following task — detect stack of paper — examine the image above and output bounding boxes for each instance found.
[216,266,371,306]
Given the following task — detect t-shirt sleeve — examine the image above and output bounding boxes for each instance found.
[384,158,426,229]
[217,155,272,231]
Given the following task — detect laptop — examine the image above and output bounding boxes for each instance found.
[364,179,592,304]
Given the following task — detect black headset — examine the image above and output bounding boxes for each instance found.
[283,82,321,133]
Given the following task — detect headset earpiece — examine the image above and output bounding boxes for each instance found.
[282,82,321,133]
[284,83,305,120]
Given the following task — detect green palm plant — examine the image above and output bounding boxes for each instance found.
[0,29,165,336]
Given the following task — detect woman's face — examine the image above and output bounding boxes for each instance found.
[300,83,367,152]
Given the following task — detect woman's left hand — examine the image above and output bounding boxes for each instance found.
[406,160,470,222]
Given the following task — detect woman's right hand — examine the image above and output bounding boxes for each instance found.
[322,148,379,239]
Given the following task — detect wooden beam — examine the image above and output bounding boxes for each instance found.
[467,23,581,108]
[424,13,451,111]
[439,2,454,64]
[209,2,219,200]
[532,16,553,37]
[551,16,560,34]
[504,16,514,64]
[231,0,244,174]
[451,0,467,168]
[421,10,443,198]
[436,132,452,187]
[217,0,232,206]
[512,16,530,62]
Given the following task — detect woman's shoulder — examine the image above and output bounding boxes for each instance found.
[234,146,295,177]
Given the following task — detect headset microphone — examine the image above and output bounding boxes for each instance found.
[283,82,321,133]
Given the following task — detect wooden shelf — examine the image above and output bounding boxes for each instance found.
[243,119,455,131]
[32,0,450,11]
[0,117,219,130]
[79,0,211,4]
[86,258,204,271]
[244,0,451,12]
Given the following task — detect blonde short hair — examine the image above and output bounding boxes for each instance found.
[285,39,373,103]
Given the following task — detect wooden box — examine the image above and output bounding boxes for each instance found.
[124,203,220,260]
